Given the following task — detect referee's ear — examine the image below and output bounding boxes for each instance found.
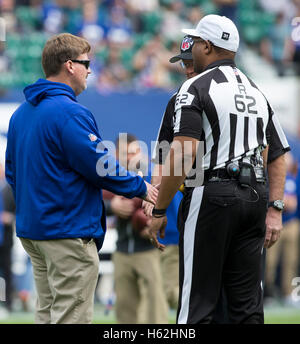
[204,40,214,55]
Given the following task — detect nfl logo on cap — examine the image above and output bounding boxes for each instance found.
[181,36,193,51]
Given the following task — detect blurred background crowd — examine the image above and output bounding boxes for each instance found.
[1,0,300,94]
[1,0,300,322]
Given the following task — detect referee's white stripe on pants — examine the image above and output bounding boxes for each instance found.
[178,186,204,324]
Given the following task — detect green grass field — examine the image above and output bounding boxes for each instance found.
[0,305,300,324]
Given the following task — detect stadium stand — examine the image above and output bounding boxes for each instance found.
[2,0,297,91]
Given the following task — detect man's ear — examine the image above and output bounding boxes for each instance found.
[205,41,213,55]
[64,60,75,75]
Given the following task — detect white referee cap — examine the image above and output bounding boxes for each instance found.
[182,14,239,53]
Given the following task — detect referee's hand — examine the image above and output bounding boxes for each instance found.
[264,207,282,248]
[148,216,167,251]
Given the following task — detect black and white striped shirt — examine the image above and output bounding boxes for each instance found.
[152,93,176,165]
[172,59,290,170]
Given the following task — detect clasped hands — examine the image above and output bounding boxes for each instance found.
[142,182,166,252]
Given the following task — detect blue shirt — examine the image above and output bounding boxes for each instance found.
[5,79,146,250]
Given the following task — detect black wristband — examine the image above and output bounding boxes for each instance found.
[152,208,167,217]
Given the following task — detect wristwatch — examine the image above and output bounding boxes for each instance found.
[268,200,285,211]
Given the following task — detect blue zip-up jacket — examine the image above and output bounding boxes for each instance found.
[5,79,147,250]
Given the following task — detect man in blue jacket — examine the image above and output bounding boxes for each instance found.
[5,33,157,324]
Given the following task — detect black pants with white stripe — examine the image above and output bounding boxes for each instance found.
[177,180,268,324]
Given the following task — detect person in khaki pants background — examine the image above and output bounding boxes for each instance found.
[265,152,299,306]
[5,33,157,324]
[104,135,168,324]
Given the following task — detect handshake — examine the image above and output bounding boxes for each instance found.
[138,172,183,251]
[139,175,166,251]
[141,178,184,217]
[142,185,167,252]
[141,179,160,207]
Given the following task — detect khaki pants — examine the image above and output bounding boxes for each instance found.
[265,219,299,296]
[20,237,99,324]
[160,245,179,310]
[113,250,168,324]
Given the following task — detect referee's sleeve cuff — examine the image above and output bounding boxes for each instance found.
[173,132,201,140]
[267,147,291,164]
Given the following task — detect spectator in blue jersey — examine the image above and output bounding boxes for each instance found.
[265,152,300,306]
[5,33,158,324]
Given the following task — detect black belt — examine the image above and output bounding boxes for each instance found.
[204,168,231,182]
[204,167,266,183]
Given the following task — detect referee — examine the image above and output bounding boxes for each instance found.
[148,14,290,324]
[151,35,229,323]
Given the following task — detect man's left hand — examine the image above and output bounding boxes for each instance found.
[264,207,283,248]
[148,216,167,251]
